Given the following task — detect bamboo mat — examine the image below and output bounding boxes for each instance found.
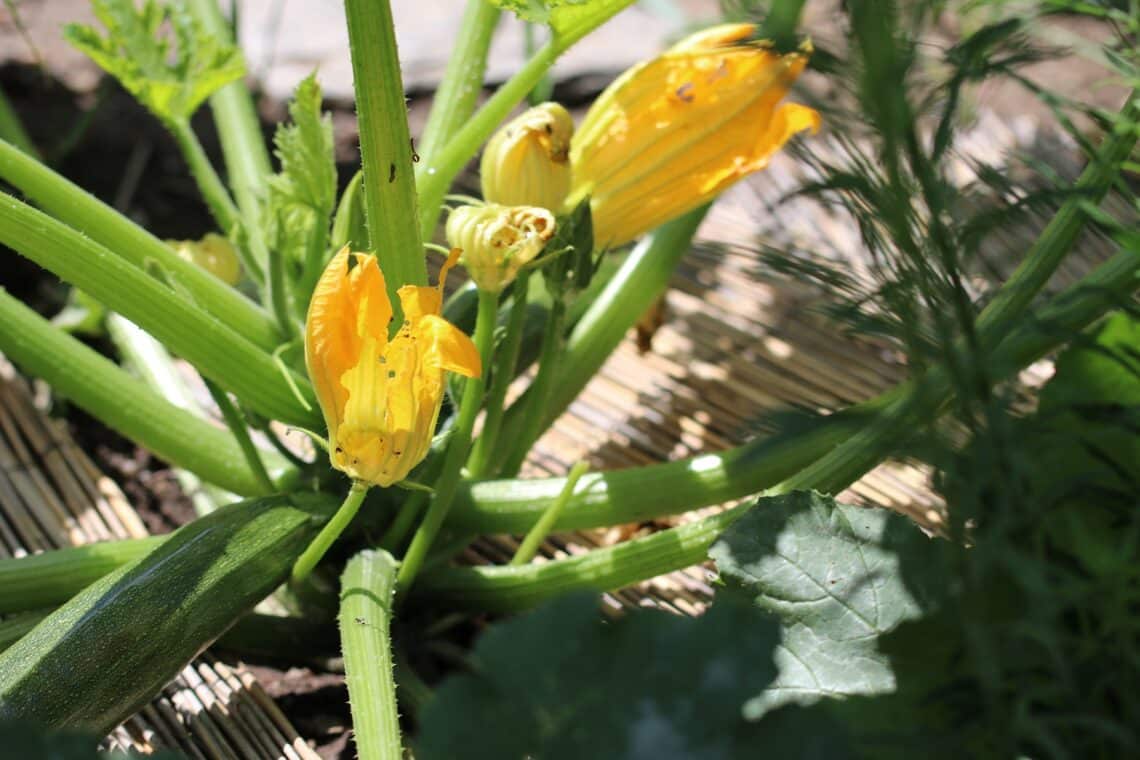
[0,357,319,760]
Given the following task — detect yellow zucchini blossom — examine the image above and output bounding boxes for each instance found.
[480,102,574,212]
[167,233,241,285]
[568,23,821,247]
[445,203,556,293]
[305,247,481,487]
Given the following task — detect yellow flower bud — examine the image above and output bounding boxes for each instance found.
[569,24,820,247]
[305,247,481,487]
[446,204,556,293]
[480,102,574,211]
[167,233,242,285]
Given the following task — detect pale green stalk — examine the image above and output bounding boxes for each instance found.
[397,289,499,592]
[0,139,279,350]
[0,193,317,426]
[345,0,425,296]
[510,461,589,565]
[417,0,501,167]
[467,270,531,476]
[0,289,297,496]
[422,243,1140,611]
[340,550,403,760]
[168,118,241,238]
[293,482,370,582]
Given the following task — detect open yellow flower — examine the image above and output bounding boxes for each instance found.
[568,23,820,247]
[305,247,481,486]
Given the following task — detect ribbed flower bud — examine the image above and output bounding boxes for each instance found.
[167,233,241,285]
[480,103,574,212]
[569,24,820,247]
[446,204,556,293]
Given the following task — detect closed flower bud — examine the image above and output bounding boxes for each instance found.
[167,233,241,285]
[569,24,820,247]
[480,103,574,211]
[446,204,556,293]
[305,247,481,487]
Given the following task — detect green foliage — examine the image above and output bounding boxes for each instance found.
[262,74,337,302]
[708,312,1140,757]
[417,592,853,759]
[710,491,937,717]
[63,0,245,126]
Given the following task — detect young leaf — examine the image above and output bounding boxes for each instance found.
[264,74,336,285]
[63,0,245,125]
[416,593,853,759]
[709,490,938,718]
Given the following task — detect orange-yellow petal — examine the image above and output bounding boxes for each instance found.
[417,314,482,378]
[568,24,819,247]
[305,247,393,439]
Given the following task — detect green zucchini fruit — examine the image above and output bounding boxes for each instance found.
[0,492,334,735]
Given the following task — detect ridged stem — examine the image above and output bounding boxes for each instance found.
[168,118,241,238]
[0,138,279,350]
[467,271,531,476]
[416,0,501,169]
[184,0,274,276]
[422,244,1140,610]
[292,482,370,582]
[340,549,403,760]
[346,0,425,298]
[494,207,708,471]
[0,289,297,496]
[0,193,317,426]
[397,289,498,592]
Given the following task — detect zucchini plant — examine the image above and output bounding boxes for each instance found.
[0,0,1137,756]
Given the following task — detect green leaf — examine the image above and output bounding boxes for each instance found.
[710,491,937,718]
[416,592,853,759]
[264,74,336,279]
[63,0,245,125]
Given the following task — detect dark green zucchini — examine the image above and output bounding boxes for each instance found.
[0,492,334,735]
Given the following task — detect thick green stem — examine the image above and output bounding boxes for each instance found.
[0,538,164,614]
[500,296,566,476]
[417,43,558,240]
[422,502,748,612]
[185,0,274,275]
[496,207,708,460]
[510,461,589,565]
[0,289,297,496]
[397,289,498,591]
[0,139,279,350]
[417,0,501,168]
[168,118,241,238]
[293,482,370,582]
[421,244,1140,610]
[467,271,531,476]
[0,193,317,426]
[346,0,425,297]
[415,0,634,239]
[340,549,403,760]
